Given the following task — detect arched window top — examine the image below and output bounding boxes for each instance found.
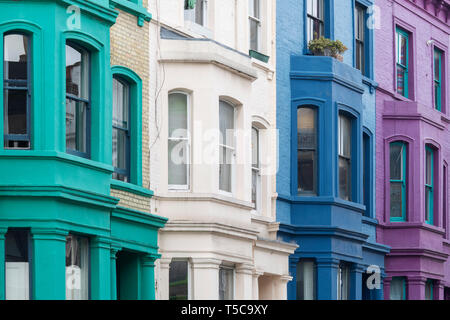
[111,65,142,86]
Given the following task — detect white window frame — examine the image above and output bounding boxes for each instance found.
[251,126,261,213]
[219,100,236,196]
[184,0,209,31]
[168,91,191,191]
[249,0,261,52]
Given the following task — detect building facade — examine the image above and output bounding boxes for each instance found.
[148,0,297,300]
[375,0,450,300]
[276,0,389,300]
[0,0,166,300]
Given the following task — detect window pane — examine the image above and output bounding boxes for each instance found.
[252,169,258,206]
[4,34,28,81]
[113,78,129,129]
[249,18,259,51]
[66,99,87,153]
[298,150,315,193]
[252,127,259,168]
[168,139,188,186]
[390,277,405,300]
[397,34,407,66]
[195,0,204,25]
[337,264,350,300]
[169,260,188,300]
[65,235,89,300]
[338,115,351,158]
[426,148,433,185]
[390,143,404,180]
[5,229,30,300]
[396,66,406,96]
[4,89,27,134]
[219,146,232,192]
[297,260,316,300]
[297,107,316,149]
[339,157,351,201]
[390,182,403,218]
[66,44,89,99]
[425,280,433,300]
[434,50,441,81]
[169,93,188,138]
[425,187,431,222]
[112,128,128,178]
[219,100,234,147]
[219,267,234,300]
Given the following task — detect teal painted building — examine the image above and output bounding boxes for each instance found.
[0,0,166,300]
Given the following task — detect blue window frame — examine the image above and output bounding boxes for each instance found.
[425,145,434,225]
[434,48,443,111]
[3,33,31,149]
[112,76,130,182]
[363,132,371,217]
[65,42,91,159]
[396,27,409,98]
[390,277,406,300]
[390,142,407,222]
[338,114,352,201]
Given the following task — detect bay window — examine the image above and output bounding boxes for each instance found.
[338,114,352,201]
[168,92,190,189]
[390,277,406,300]
[296,259,316,300]
[112,77,130,182]
[307,0,324,43]
[219,100,235,193]
[5,229,30,300]
[390,142,407,221]
[251,126,260,210]
[169,260,189,300]
[425,146,434,225]
[249,0,261,52]
[66,43,90,158]
[298,107,317,195]
[3,33,31,149]
[65,234,89,300]
[219,266,234,300]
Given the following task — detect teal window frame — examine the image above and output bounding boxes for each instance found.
[390,276,406,300]
[433,48,442,111]
[425,279,434,300]
[425,146,434,225]
[111,66,143,187]
[396,27,409,98]
[390,141,407,222]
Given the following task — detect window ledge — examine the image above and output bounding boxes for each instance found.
[110,0,151,26]
[111,179,154,198]
[249,50,270,63]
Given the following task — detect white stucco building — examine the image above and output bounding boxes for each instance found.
[148,0,297,300]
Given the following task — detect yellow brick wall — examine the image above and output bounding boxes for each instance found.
[110,3,151,212]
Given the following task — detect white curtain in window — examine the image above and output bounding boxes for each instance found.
[219,101,234,192]
[390,277,404,300]
[5,262,29,300]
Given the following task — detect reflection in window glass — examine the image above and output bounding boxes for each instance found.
[219,101,234,193]
[296,259,316,300]
[298,107,317,194]
[390,277,406,300]
[338,114,351,201]
[219,266,234,300]
[169,260,189,300]
[65,234,89,300]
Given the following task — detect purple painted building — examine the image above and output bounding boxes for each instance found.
[375,0,450,300]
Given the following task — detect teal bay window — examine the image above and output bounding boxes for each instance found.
[3,33,31,149]
[65,43,90,158]
[390,142,407,221]
[396,28,409,98]
[434,48,443,111]
[338,114,352,201]
[425,146,434,225]
[112,77,130,182]
[390,277,406,300]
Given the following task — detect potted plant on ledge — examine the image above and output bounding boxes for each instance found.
[308,37,348,62]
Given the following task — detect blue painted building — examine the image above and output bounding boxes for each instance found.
[276,0,389,300]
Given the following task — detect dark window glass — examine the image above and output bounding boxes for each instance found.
[363,133,370,216]
[112,77,130,182]
[169,260,189,300]
[66,43,90,158]
[434,48,442,111]
[298,107,317,194]
[3,33,31,149]
[219,266,234,300]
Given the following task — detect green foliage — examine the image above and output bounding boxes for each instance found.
[308,37,348,58]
